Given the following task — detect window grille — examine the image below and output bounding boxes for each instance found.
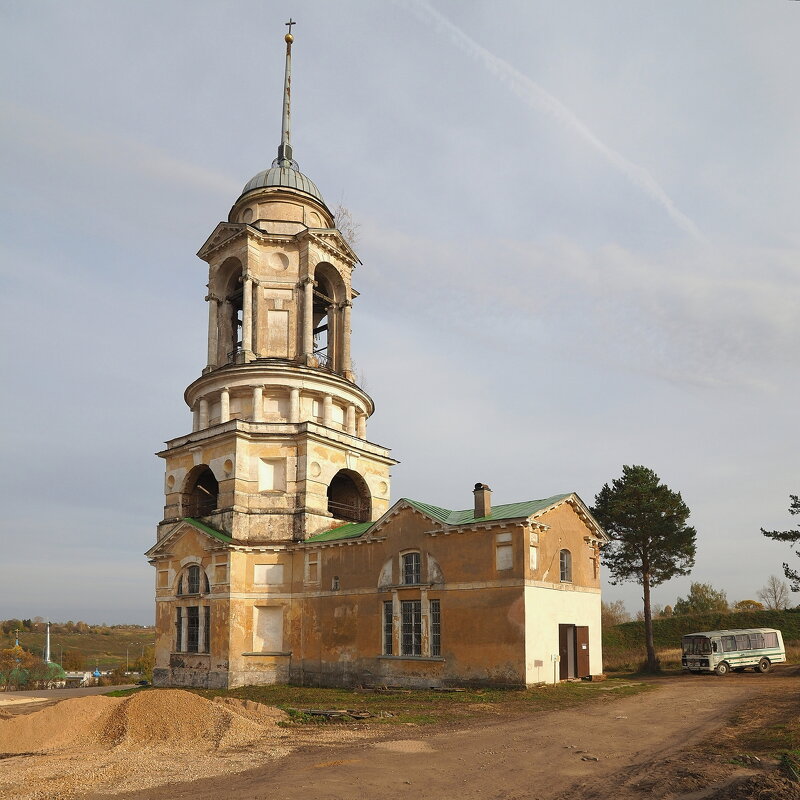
[559,549,572,582]
[402,552,421,585]
[383,601,393,655]
[187,565,201,594]
[187,606,200,653]
[430,599,441,657]
[401,600,422,656]
[175,607,183,652]
[203,606,210,653]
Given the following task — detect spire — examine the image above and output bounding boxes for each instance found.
[45,620,51,663]
[275,19,296,168]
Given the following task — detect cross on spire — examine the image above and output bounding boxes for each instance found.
[285,18,296,35]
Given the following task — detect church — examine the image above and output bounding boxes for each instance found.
[147,25,608,689]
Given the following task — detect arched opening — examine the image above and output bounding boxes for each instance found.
[182,465,219,518]
[327,469,371,523]
[312,263,346,371]
[215,258,244,363]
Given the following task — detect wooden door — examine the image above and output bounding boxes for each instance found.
[558,624,573,680]
[576,626,590,678]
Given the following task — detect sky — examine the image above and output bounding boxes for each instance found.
[1,0,798,625]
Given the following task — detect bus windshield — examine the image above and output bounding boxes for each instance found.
[682,636,712,655]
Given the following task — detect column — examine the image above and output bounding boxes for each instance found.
[252,386,263,422]
[198,398,209,430]
[242,276,253,354]
[193,404,200,432]
[356,412,366,439]
[340,300,352,377]
[289,388,300,423]
[302,277,314,361]
[220,388,230,423]
[322,395,332,427]
[346,404,356,435]
[206,295,219,368]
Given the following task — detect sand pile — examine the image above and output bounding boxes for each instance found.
[0,689,287,755]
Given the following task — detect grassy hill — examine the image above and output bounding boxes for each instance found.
[603,609,800,672]
[0,625,155,671]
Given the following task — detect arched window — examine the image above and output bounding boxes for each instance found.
[176,565,210,596]
[182,466,219,518]
[175,566,211,655]
[559,549,572,583]
[327,469,371,522]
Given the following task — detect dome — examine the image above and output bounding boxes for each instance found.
[238,164,326,206]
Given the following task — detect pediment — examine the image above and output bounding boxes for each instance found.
[196,222,247,259]
[145,518,233,560]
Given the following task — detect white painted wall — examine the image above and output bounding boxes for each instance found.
[523,584,603,685]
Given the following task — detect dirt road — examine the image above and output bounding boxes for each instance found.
[97,670,799,800]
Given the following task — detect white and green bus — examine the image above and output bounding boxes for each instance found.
[681,628,785,675]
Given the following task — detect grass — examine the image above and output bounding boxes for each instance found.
[183,678,654,726]
[1,626,155,670]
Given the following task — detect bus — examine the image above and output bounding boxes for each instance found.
[681,628,785,675]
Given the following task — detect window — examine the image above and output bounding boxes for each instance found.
[559,549,572,582]
[177,565,209,596]
[175,607,183,652]
[765,632,778,648]
[305,552,319,584]
[430,599,441,657]
[735,634,751,650]
[331,575,340,591]
[187,565,201,594]
[750,633,765,649]
[401,600,422,656]
[203,606,210,653]
[402,552,421,585]
[186,606,200,653]
[383,601,393,655]
[722,635,736,652]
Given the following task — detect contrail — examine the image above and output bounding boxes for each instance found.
[398,0,704,241]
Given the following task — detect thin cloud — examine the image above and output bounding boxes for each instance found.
[2,102,240,197]
[397,0,704,242]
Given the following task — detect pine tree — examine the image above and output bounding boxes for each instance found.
[761,495,800,591]
[592,465,696,672]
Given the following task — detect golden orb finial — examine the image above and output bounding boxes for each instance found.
[285,33,294,43]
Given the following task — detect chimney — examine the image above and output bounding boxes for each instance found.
[473,483,492,518]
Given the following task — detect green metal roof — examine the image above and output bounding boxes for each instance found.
[303,494,572,545]
[404,494,571,525]
[182,517,234,544]
[306,521,373,543]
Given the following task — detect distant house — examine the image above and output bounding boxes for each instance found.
[63,672,93,688]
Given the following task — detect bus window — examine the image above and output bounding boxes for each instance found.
[764,632,778,648]
[722,636,736,652]
[750,633,765,649]
[735,634,751,650]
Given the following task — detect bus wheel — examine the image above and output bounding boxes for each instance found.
[715,661,730,676]
[757,658,771,674]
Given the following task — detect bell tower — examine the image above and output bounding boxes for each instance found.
[156,25,396,545]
